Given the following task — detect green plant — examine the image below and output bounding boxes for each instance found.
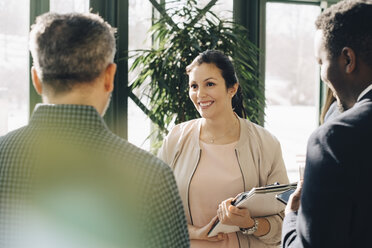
[129,0,264,142]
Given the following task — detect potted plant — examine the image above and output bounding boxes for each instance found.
[129,0,264,149]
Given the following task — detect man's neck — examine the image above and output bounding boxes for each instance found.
[42,89,103,116]
[343,76,372,109]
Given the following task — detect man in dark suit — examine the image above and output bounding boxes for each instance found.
[0,12,189,248]
[282,1,372,247]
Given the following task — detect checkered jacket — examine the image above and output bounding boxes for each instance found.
[0,104,189,248]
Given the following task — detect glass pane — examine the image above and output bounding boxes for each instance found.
[164,0,232,27]
[128,0,153,151]
[128,1,232,151]
[197,0,233,19]
[50,0,89,13]
[265,3,321,182]
[0,0,29,136]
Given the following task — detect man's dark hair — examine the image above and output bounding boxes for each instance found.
[315,0,372,67]
[29,12,116,95]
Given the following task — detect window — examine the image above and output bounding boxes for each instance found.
[128,0,233,151]
[128,0,153,150]
[0,0,29,136]
[198,0,233,19]
[264,2,321,182]
[50,0,89,13]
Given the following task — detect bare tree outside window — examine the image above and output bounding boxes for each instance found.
[265,3,320,182]
[128,0,153,150]
[0,0,29,136]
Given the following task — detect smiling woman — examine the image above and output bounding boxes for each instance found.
[187,50,246,120]
[188,63,238,123]
[158,50,289,248]
[188,62,240,144]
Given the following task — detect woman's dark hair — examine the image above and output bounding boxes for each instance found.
[186,50,247,118]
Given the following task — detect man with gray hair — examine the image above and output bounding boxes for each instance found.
[0,12,189,248]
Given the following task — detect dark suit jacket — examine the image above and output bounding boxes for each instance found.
[282,90,372,248]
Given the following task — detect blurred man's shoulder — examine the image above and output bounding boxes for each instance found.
[102,131,171,174]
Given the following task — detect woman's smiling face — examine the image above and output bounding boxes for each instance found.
[188,63,236,119]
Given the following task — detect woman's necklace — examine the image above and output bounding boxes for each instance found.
[202,116,239,144]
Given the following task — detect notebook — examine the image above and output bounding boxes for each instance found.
[207,182,297,237]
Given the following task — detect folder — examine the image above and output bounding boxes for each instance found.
[207,182,297,237]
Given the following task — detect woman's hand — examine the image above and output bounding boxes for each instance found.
[217,198,255,228]
[188,216,227,241]
[285,179,304,215]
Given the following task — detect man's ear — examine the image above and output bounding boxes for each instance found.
[31,67,43,95]
[104,63,117,93]
[341,47,356,74]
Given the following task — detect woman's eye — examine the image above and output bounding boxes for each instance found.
[190,84,197,89]
[206,82,214,86]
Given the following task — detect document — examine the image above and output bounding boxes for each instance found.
[208,182,297,237]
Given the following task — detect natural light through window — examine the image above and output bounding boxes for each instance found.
[0,0,29,136]
[265,2,321,182]
[128,0,232,151]
[128,0,153,151]
[50,0,89,13]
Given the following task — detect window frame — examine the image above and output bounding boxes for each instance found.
[28,0,129,139]
[29,0,49,116]
[28,0,339,139]
[233,0,340,125]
